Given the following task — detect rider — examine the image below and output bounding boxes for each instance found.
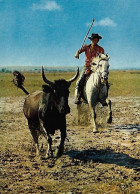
[74,33,105,104]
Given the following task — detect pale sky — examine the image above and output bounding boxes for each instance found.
[0,0,140,69]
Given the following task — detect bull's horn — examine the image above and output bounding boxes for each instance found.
[67,67,79,84]
[42,66,54,86]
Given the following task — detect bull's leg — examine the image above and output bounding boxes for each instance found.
[106,99,112,124]
[57,129,66,157]
[39,119,53,158]
[47,134,53,158]
[28,120,40,155]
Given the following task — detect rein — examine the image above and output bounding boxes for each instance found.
[93,58,109,79]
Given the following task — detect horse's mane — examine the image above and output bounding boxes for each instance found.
[91,53,110,65]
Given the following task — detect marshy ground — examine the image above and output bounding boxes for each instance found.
[0,95,140,193]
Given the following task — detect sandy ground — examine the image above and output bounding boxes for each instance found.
[0,96,140,193]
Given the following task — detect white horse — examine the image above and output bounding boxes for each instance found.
[76,53,112,132]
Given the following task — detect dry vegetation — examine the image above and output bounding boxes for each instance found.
[0,71,140,193]
[0,70,140,97]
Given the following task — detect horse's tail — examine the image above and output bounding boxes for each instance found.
[12,71,29,95]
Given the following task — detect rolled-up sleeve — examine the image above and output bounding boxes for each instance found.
[78,45,88,54]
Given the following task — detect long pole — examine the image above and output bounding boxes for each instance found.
[81,18,95,49]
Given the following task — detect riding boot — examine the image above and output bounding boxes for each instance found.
[74,73,86,104]
[74,87,81,104]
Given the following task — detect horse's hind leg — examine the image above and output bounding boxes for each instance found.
[106,99,112,123]
[77,104,82,124]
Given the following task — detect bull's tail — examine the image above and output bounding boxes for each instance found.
[12,71,29,95]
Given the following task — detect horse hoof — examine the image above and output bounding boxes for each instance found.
[93,129,98,133]
[107,117,112,124]
[93,131,99,134]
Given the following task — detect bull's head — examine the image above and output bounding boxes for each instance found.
[42,67,79,115]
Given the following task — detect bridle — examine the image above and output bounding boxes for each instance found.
[91,58,109,80]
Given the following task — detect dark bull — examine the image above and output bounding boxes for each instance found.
[13,67,79,157]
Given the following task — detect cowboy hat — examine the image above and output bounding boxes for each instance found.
[88,33,102,40]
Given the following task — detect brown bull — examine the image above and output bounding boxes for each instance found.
[13,67,79,157]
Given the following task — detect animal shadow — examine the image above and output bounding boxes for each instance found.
[66,148,140,170]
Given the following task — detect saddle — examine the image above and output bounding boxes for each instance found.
[84,68,93,84]
[79,69,110,104]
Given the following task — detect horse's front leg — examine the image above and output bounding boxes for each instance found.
[89,104,97,133]
[77,104,82,124]
[106,98,112,124]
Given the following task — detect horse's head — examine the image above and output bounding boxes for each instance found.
[90,53,110,84]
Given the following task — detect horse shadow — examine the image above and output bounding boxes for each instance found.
[65,148,140,170]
